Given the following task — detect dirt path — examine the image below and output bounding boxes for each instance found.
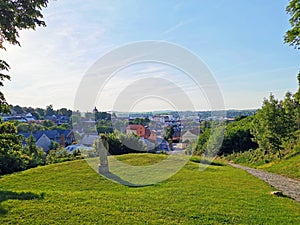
[228,163,300,203]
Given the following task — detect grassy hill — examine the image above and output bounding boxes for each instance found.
[225,148,300,180]
[0,154,299,224]
[257,153,300,179]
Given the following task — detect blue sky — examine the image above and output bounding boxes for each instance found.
[2,0,299,111]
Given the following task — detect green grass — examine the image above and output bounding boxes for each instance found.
[112,153,168,166]
[0,154,299,224]
[257,153,300,180]
[225,148,300,180]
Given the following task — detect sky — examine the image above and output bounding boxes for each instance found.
[2,0,300,112]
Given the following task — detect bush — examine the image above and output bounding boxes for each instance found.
[46,148,82,164]
[97,131,147,155]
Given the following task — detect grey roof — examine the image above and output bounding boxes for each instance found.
[19,129,73,144]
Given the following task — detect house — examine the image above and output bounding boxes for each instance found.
[126,124,146,137]
[226,118,235,123]
[157,139,171,151]
[147,130,157,142]
[40,130,75,146]
[80,134,99,147]
[20,132,51,152]
[20,129,76,152]
[57,115,70,125]
[181,128,199,148]
[45,115,57,124]
[25,113,35,121]
[182,128,199,142]
[2,116,27,122]
[35,134,52,151]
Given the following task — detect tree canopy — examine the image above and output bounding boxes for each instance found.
[284,0,300,49]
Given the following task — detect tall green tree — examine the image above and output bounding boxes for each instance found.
[0,0,48,175]
[293,72,300,130]
[0,122,24,174]
[251,94,297,158]
[45,105,54,116]
[57,108,72,117]
[96,120,113,134]
[284,0,300,49]
[23,135,46,168]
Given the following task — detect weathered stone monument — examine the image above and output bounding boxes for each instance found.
[98,136,109,174]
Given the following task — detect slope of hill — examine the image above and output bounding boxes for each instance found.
[0,154,299,224]
[258,153,300,179]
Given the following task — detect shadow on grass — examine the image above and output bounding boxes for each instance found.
[0,191,44,215]
[100,171,153,187]
[189,157,224,166]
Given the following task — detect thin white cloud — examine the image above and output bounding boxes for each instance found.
[162,19,195,35]
[2,0,121,110]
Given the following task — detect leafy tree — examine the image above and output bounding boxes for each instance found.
[95,111,111,121]
[282,92,298,134]
[0,0,48,113]
[205,125,225,157]
[45,105,54,116]
[29,111,40,120]
[98,132,121,155]
[0,121,17,133]
[284,0,300,49]
[0,122,25,174]
[195,118,257,156]
[46,148,72,164]
[36,107,45,119]
[0,1,48,174]
[129,118,150,126]
[49,141,60,151]
[54,123,72,130]
[251,94,298,158]
[163,125,174,150]
[23,135,46,168]
[294,72,300,129]
[221,116,258,155]
[96,120,113,134]
[120,133,146,153]
[42,119,55,128]
[17,122,44,133]
[57,108,72,117]
[163,125,174,141]
[195,128,210,155]
[99,131,146,155]
[11,105,24,114]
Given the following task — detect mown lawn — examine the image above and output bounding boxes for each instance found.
[0,154,299,224]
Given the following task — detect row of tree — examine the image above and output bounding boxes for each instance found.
[0,121,81,175]
[9,104,73,120]
[15,121,72,133]
[194,80,300,160]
